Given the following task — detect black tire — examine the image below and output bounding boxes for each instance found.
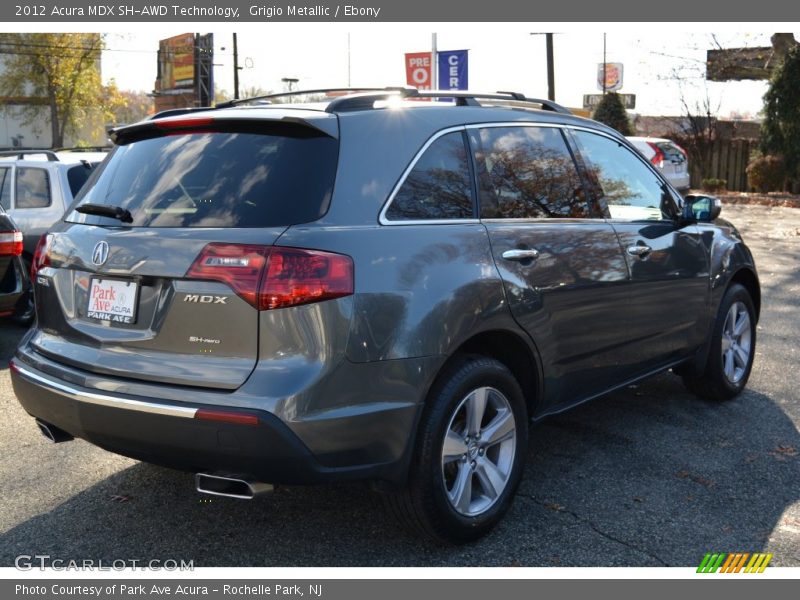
[12,257,34,326]
[385,355,528,544]
[683,283,756,401]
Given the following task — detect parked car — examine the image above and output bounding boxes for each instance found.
[0,148,108,258]
[0,148,108,322]
[0,207,30,321]
[627,136,690,192]
[10,89,759,543]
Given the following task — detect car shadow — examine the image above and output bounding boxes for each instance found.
[0,371,797,567]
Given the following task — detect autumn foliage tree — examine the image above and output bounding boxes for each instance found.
[0,33,121,147]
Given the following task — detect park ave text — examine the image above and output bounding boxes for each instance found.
[16,4,382,18]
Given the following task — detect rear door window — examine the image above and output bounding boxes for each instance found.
[471,126,595,219]
[384,130,474,221]
[67,128,338,228]
[15,167,52,209]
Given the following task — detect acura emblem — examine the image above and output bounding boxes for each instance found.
[92,241,109,266]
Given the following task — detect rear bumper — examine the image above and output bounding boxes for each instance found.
[10,357,424,485]
[667,173,691,191]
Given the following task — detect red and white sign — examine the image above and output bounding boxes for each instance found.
[405,52,433,90]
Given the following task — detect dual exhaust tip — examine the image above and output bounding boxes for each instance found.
[195,472,273,500]
[35,420,271,500]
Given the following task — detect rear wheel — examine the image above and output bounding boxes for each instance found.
[683,283,756,401]
[386,356,528,543]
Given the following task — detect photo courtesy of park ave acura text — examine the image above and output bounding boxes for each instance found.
[0,8,798,572]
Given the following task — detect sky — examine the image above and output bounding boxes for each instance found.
[96,25,799,117]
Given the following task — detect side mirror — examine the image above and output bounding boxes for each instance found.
[682,194,722,223]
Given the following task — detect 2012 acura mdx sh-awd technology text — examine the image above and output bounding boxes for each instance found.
[11,88,760,543]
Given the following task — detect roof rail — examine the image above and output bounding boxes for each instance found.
[148,88,572,117]
[323,88,572,115]
[0,149,60,161]
[215,88,416,109]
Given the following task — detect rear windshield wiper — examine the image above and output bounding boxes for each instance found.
[75,203,133,224]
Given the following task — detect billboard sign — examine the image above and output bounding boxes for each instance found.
[405,52,433,90]
[438,49,469,91]
[597,62,624,92]
[158,33,195,91]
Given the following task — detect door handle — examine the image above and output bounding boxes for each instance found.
[626,245,652,258]
[502,249,540,261]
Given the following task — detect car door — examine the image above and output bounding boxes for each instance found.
[10,165,58,257]
[570,129,709,373]
[468,124,631,409]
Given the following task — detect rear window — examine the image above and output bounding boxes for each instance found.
[66,163,96,197]
[66,129,338,228]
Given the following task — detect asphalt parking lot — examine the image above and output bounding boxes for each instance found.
[0,204,798,567]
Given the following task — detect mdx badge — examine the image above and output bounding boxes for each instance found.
[91,241,109,266]
[183,294,228,304]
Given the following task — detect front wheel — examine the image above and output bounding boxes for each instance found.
[386,356,528,543]
[683,283,756,401]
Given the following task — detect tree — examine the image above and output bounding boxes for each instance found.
[0,33,117,147]
[761,43,800,182]
[110,88,153,126]
[592,93,633,135]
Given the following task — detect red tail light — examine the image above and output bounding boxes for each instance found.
[30,233,52,280]
[186,244,354,311]
[0,230,23,257]
[154,116,215,129]
[646,142,666,167]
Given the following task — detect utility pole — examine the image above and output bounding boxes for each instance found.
[233,33,240,100]
[530,33,557,101]
[545,33,555,101]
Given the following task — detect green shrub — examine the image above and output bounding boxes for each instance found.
[746,155,786,192]
[701,178,727,193]
[592,93,633,136]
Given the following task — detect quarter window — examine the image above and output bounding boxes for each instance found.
[472,126,591,219]
[385,131,474,221]
[572,131,672,221]
[15,167,52,209]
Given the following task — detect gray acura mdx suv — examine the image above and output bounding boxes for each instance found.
[11,88,760,543]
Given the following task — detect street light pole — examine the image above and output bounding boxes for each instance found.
[602,32,607,95]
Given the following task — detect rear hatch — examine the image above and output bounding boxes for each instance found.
[30,112,339,389]
[655,140,688,177]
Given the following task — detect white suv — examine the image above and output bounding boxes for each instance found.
[627,136,690,192]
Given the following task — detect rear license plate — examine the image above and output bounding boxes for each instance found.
[87,278,138,324]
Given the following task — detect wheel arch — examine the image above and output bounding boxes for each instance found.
[729,267,761,322]
[432,328,543,419]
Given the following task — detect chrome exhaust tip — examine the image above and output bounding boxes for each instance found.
[195,473,273,500]
[35,419,74,443]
